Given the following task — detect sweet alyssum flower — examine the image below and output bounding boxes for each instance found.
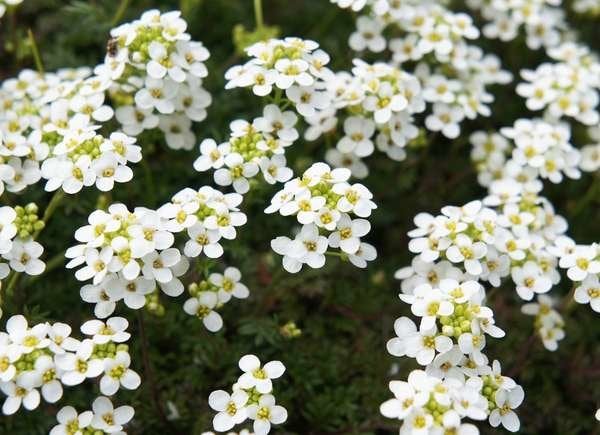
[103,10,212,150]
[0,204,46,280]
[208,354,287,434]
[183,266,250,332]
[194,105,297,193]
[0,314,139,418]
[267,162,377,272]
[51,395,134,435]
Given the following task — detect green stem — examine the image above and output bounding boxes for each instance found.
[27,29,44,74]
[34,190,65,238]
[110,0,130,27]
[4,272,20,298]
[325,251,343,258]
[254,0,264,30]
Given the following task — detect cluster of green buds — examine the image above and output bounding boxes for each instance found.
[280,321,301,339]
[439,303,474,339]
[91,342,129,360]
[145,290,165,317]
[13,203,44,239]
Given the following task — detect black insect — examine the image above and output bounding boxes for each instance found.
[106,38,119,57]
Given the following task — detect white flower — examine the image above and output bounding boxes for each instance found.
[445,234,486,275]
[214,153,259,194]
[184,223,223,258]
[135,77,178,114]
[90,396,135,433]
[142,248,181,283]
[147,41,186,82]
[55,339,104,386]
[254,105,298,142]
[380,373,429,420]
[1,380,40,415]
[274,58,313,89]
[285,85,330,118]
[574,274,600,313]
[259,155,293,184]
[183,292,223,332]
[337,116,375,158]
[425,104,465,139]
[6,315,49,353]
[80,317,130,344]
[409,284,454,330]
[489,386,524,432]
[7,239,45,275]
[511,261,553,301]
[194,139,230,172]
[271,224,328,273]
[348,242,377,268]
[559,245,600,282]
[327,214,370,254]
[209,267,249,303]
[237,354,286,394]
[19,355,63,403]
[349,16,386,52]
[246,394,288,435]
[50,406,93,435]
[115,106,159,136]
[73,247,113,285]
[208,389,249,432]
[100,351,141,396]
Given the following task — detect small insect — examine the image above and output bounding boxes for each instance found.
[106,37,119,57]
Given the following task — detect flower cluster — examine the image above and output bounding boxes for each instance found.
[0,204,45,280]
[183,267,250,332]
[105,10,212,150]
[319,60,425,168]
[266,162,377,272]
[69,188,246,318]
[0,67,141,195]
[381,367,525,433]
[347,1,479,61]
[466,0,566,52]
[522,295,565,350]
[329,0,512,168]
[470,119,582,187]
[193,104,296,193]
[551,238,600,313]
[208,354,287,435]
[0,315,140,416]
[225,37,332,101]
[517,42,600,125]
[51,396,134,435]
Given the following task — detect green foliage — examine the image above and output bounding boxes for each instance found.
[0,1,599,434]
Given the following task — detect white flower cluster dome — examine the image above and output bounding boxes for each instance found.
[266,162,377,272]
[0,315,139,417]
[104,9,212,150]
[466,0,566,52]
[0,68,140,196]
[68,187,247,320]
[517,42,600,125]
[193,104,297,193]
[208,354,287,435]
[183,266,250,332]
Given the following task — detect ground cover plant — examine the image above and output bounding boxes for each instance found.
[0,0,598,434]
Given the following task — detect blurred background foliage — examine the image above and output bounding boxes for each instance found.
[0,0,599,434]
